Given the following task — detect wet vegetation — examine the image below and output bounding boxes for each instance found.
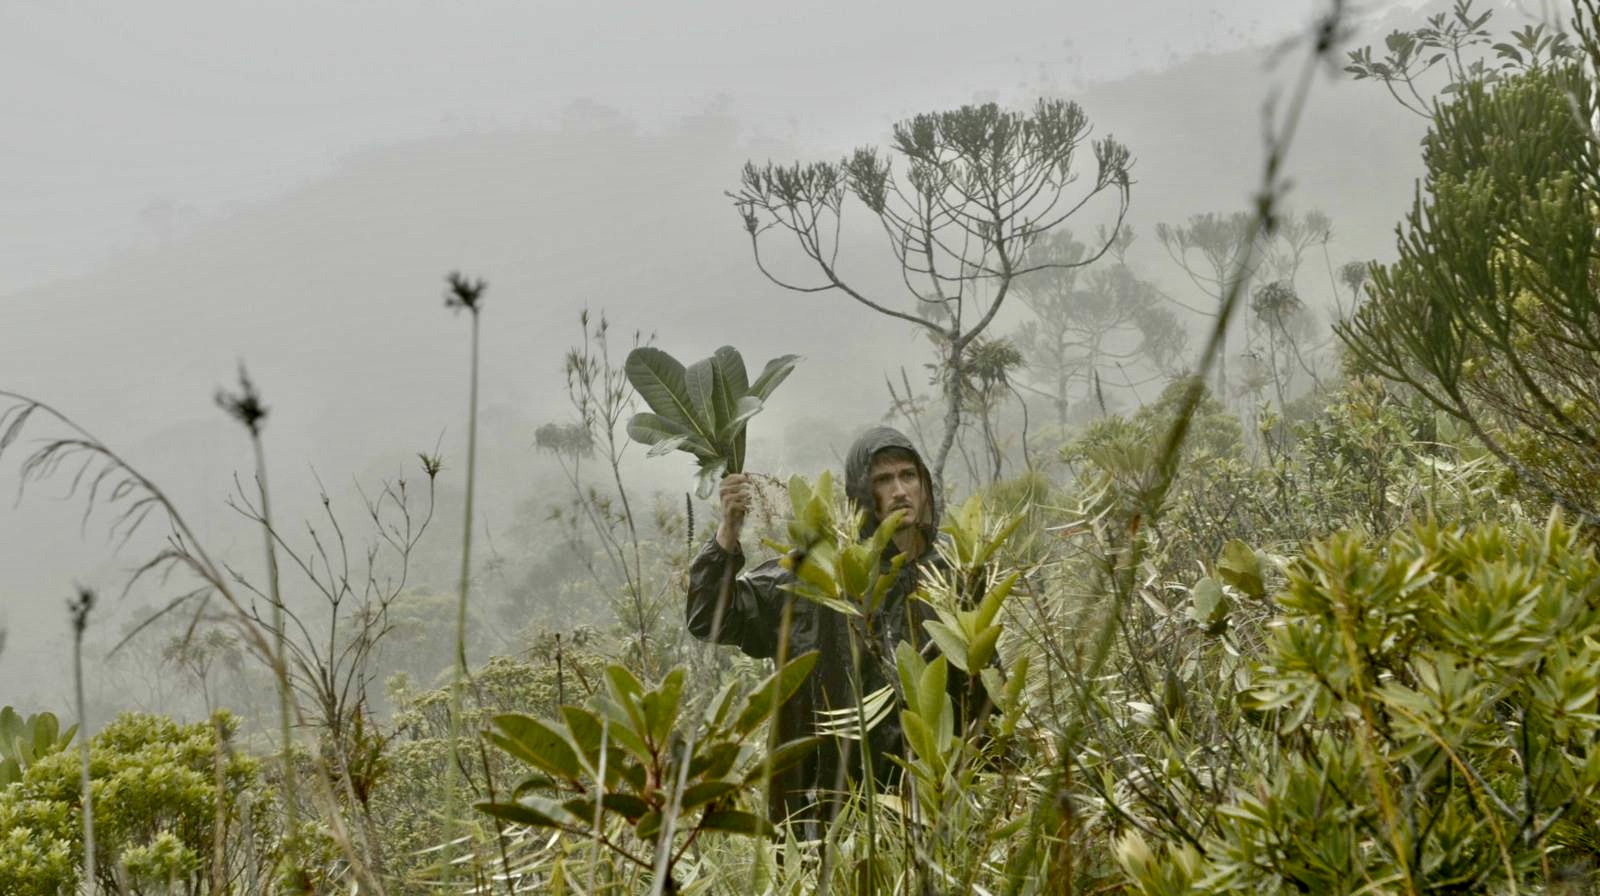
[5,0,1600,892]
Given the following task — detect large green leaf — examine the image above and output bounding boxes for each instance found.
[641,668,685,748]
[698,809,776,839]
[591,697,652,765]
[559,706,617,783]
[626,345,797,489]
[680,780,740,810]
[749,354,800,401]
[1218,539,1266,599]
[916,656,948,727]
[600,792,653,821]
[685,357,718,423]
[0,707,21,760]
[688,741,742,780]
[710,347,747,444]
[563,792,654,823]
[718,396,765,444]
[636,809,664,840]
[736,651,820,735]
[921,620,970,672]
[744,736,821,785]
[489,714,585,784]
[713,345,750,395]
[626,413,714,457]
[704,679,742,731]
[30,714,57,757]
[476,796,576,830]
[625,347,716,444]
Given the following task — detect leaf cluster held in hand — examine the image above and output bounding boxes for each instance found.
[623,345,798,497]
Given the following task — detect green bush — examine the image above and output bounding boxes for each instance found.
[0,711,270,896]
[1120,513,1600,894]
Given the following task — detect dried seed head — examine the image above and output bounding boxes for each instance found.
[418,452,445,479]
[216,365,268,436]
[444,271,488,313]
[68,587,97,635]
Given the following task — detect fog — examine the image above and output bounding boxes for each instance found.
[1,0,1443,714]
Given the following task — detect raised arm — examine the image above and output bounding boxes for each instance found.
[685,473,793,658]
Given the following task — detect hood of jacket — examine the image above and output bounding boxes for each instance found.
[843,426,942,545]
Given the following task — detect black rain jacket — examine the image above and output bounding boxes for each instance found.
[686,426,983,829]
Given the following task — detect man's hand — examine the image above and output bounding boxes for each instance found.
[716,473,754,553]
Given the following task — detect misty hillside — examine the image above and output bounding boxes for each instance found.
[14,0,1600,891]
[4,3,1438,700]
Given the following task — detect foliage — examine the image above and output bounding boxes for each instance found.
[625,344,798,498]
[476,655,821,893]
[374,642,612,889]
[1345,0,1576,117]
[1120,514,1600,894]
[1013,227,1187,432]
[16,3,1600,891]
[733,98,1132,481]
[0,705,77,787]
[542,311,694,677]
[0,711,271,896]
[1339,4,1600,523]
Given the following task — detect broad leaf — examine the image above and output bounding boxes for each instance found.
[718,395,764,444]
[713,345,751,396]
[699,809,776,839]
[0,707,20,758]
[747,736,821,784]
[645,434,690,458]
[710,348,745,441]
[749,354,800,401]
[688,741,742,780]
[627,413,713,457]
[680,780,740,810]
[559,706,616,782]
[916,656,948,726]
[974,571,1020,632]
[642,668,686,748]
[489,714,585,784]
[968,625,1002,671]
[1218,539,1265,599]
[477,796,576,830]
[922,620,970,672]
[636,809,663,840]
[593,696,654,766]
[736,651,820,735]
[625,347,716,444]
[685,357,718,422]
[1188,576,1229,631]
[511,773,556,798]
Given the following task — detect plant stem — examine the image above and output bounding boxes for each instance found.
[71,589,96,896]
[447,291,483,876]
[250,431,301,861]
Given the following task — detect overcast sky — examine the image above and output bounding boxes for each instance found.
[0,0,1357,295]
[3,0,1446,710]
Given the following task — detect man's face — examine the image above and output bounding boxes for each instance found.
[869,453,924,525]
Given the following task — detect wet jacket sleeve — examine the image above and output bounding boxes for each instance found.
[686,539,792,660]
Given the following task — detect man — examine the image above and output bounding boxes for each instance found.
[686,426,983,831]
